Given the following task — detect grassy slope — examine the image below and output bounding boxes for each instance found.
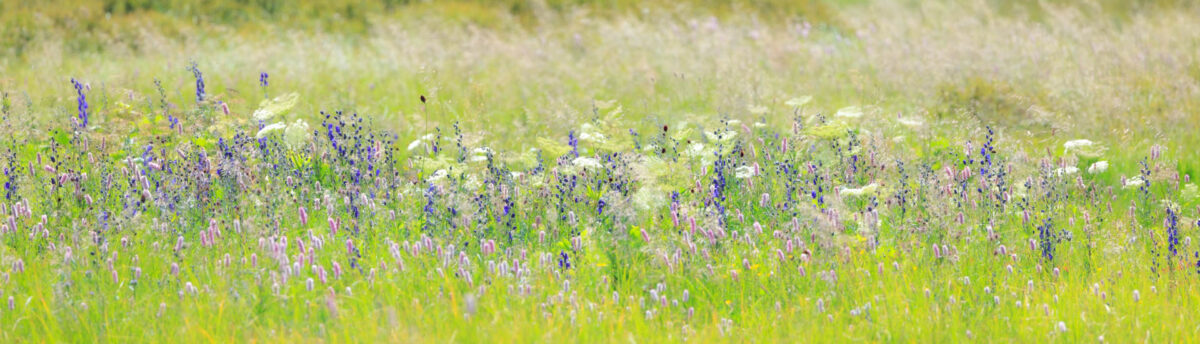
[0,0,1198,342]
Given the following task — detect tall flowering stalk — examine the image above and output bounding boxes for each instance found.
[1038,217,1055,261]
[188,62,206,103]
[1166,207,1180,257]
[260,72,269,99]
[71,78,88,127]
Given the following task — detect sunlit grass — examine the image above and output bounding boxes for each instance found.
[0,0,1198,342]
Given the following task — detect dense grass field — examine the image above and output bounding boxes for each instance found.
[1,0,1200,342]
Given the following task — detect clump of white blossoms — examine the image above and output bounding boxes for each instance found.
[840,183,879,197]
[407,133,437,152]
[255,122,287,138]
[427,169,449,183]
[1054,166,1079,176]
[572,156,602,170]
[897,117,924,128]
[252,92,299,121]
[283,119,310,147]
[1123,176,1145,189]
[684,143,707,157]
[468,147,494,163]
[734,165,757,179]
[835,106,864,119]
[254,119,311,147]
[1087,161,1108,174]
[1063,139,1106,158]
[579,123,607,143]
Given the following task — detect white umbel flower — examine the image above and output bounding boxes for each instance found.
[255,122,287,139]
[427,169,448,183]
[840,183,879,197]
[897,117,924,127]
[835,106,863,119]
[1087,161,1109,174]
[572,156,602,170]
[1054,166,1079,176]
[1123,176,1145,189]
[1063,139,1105,158]
[252,93,299,121]
[734,165,757,179]
[1063,139,1094,150]
[283,119,311,147]
[469,147,494,163]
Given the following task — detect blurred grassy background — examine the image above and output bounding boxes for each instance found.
[0,0,1197,165]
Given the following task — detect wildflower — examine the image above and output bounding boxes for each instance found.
[1087,161,1109,174]
[255,122,287,138]
[284,119,311,147]
[1123,176,1145,189]
[1166,207,1181,256]
[579,124,607,143]
[1062,139,1093,151]
[298,207,309,226]
[734,165,757,179]
[897,117,923,127]
[835,106,863,118]
[1055,321,1067,333]
[684,143,707,157]
[1063,139,1105,158]
[839,183,879,197]
[572,156,602,170]
[188,62,206,103]
[427,169,449,182]
[71,78,89,127]
[785,96,812,108]
[468,147,494,163]
[259,72,269,97]
[1053,166,1079,176]
[252,93,300,121]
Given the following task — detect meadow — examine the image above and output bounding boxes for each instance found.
[1,0,1199,342]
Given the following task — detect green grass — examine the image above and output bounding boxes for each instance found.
[0,0,1199,342]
